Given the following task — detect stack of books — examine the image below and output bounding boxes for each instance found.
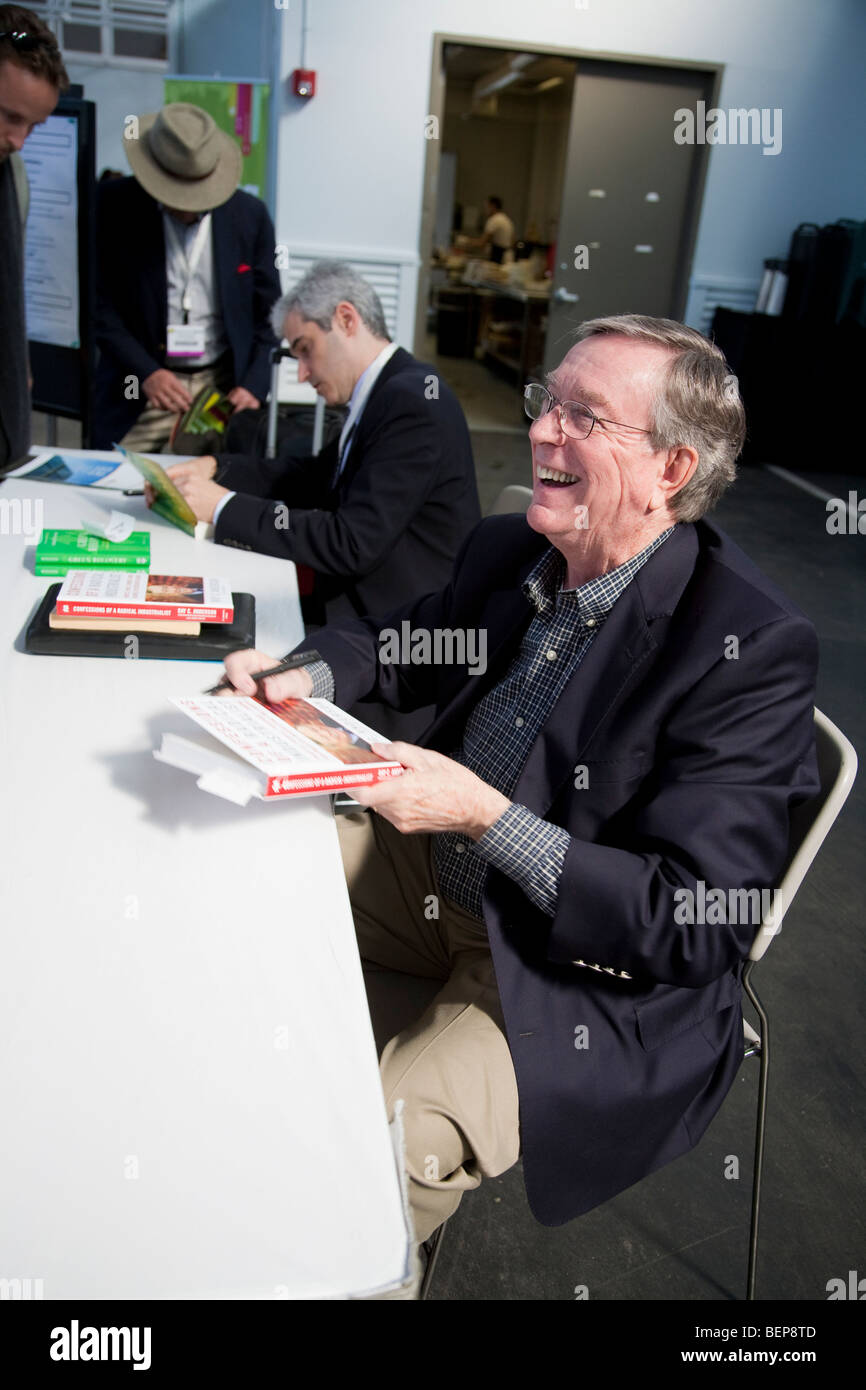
[49,571,235,637]
[35,528,151,577]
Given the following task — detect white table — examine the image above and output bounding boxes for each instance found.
[0,451,412,1299]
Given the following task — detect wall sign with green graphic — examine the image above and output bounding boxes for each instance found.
[164,77,270,201]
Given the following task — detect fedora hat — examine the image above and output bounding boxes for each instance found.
[124,103,242,211]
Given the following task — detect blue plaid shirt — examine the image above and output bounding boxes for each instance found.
[307,528,674,919]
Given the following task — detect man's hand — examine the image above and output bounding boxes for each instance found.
[227,386,260,412]
[142,369,193,412]
[165,456,218,484]
[352,743,511,841]
[222,648,313,703]
[159,458,228,523]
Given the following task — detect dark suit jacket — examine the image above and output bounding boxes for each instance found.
[300,514,820,1224]
[213,347,480,627]
[93,177,280,447]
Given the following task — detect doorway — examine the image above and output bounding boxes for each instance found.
[417,37,720,432]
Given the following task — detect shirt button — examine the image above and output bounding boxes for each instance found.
[585,618,597,628]
[455,843,465,854]
[515,716,524,727]
[546,649,557,660]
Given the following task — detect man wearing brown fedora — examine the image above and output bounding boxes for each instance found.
[93,102,280,451]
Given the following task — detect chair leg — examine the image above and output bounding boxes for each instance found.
[419,1221,448,1300]
[742,961,769,1301]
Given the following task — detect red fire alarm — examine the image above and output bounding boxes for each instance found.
[292,69,316,99]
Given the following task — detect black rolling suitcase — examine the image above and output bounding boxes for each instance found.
[783,219,866,326]
[782,223,820,321]
[810,219,866,325]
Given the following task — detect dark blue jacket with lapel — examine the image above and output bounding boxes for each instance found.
[93,176,280,448]
[301,513,820,1224]
[214,347,480,624]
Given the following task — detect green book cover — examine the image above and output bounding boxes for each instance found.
[179,387,233,436]
[36,529,151,559]
[35,529,151,575]
[117,447,198,538]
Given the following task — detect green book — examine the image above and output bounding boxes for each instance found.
[35,528,151,576]
[117,447,198,538]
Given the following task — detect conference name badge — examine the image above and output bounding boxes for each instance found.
[167,323,206,358]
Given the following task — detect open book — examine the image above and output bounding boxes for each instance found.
[117,446,200,537]
[169,385,234,446]
[155,693,404,804]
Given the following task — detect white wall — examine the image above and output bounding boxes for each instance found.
[66,61,167,177]
[185,0,865,339]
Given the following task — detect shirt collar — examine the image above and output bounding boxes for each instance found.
[345,340,398,416]
[522,526,677,624]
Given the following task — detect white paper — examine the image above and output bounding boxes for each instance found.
[82,510,136,543]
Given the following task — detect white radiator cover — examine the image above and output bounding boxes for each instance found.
[272,246,419,404]
[684,273,762,339]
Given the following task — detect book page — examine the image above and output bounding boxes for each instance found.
[172,696,397,778]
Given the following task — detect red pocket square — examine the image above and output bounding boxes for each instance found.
[237,263,251,273]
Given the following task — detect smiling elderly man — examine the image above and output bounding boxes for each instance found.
[221,315,820,1248]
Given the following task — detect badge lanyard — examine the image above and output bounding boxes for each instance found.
[164,213,211,324]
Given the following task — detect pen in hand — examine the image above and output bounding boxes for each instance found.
[202,649,322,697]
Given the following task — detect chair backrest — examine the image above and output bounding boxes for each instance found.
[489,484,533,516]
[750,707,858,961]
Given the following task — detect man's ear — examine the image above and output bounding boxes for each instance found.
[649,445,698,510]
[333,300,359,336]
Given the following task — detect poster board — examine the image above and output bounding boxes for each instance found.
[24,96,97,441]
[164,76,270,201]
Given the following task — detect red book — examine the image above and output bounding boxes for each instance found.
[156,694,405,805]
[55,571,234,624]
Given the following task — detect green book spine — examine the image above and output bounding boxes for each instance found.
[34,550,150,564]
[35,558,150,576]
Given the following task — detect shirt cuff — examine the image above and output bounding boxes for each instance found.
[302,659,335,701]
[475,802,570,917]
[211,490,236,528]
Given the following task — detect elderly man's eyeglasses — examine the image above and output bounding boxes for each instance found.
[0,30,54,52]
[523,383,652,440]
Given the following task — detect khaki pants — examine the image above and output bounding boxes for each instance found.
[119,356,233,454]
[337,811,521,1243]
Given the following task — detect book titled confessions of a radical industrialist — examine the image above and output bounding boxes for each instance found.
[55,570,234,623]
[155,694,405,803]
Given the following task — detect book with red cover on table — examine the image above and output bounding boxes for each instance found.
[156,693,405,802]
[56,571,234,623]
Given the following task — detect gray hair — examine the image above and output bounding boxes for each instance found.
[573,314,746,521]
[271,259,390,341]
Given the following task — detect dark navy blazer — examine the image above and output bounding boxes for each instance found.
[303,514,821,1224]
[214,347,480,624]
[93,177,280,447]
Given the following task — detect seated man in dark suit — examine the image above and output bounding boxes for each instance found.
[217,314,820,1253]
[93,102,280,451]
[166,259,480,631]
